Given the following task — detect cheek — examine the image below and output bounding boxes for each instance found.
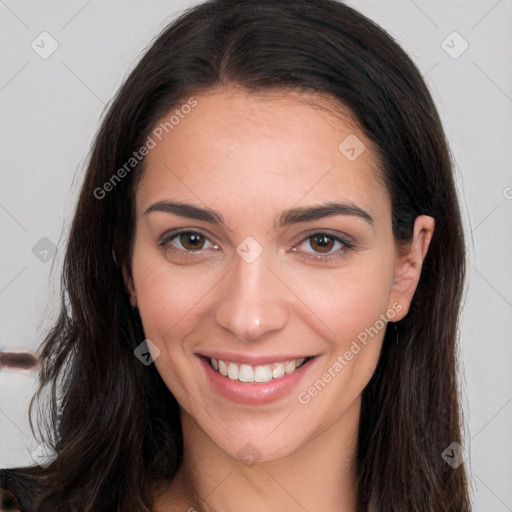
[292,254,394,340]
[131,247,217,341]
[130,247,218,409]
[289,253,395,404]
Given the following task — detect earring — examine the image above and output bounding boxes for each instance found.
[394,322,400,347]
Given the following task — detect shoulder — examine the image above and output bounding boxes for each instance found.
[1,466,44,512]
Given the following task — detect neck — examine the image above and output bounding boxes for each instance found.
[156,398,361,512]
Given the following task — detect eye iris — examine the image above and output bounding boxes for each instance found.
[310,234,334,253]
[180,232,205,250]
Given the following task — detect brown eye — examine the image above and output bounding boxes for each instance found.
[179,232,206,250]
[292,231,355,263]
[158,230,219,257]
[309,234,335,253]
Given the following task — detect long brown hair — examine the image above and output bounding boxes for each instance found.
[24,0,471,510]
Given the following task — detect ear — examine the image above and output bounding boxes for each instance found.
[387,215,435,321]
[112,246,137,308]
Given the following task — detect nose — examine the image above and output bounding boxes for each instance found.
[215,254,291,343]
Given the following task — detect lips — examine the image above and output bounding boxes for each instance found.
[207,356,312,383]
[197,352,318,405]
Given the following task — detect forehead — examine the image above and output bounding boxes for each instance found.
[137,86,388,220]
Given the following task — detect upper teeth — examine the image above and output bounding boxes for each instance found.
[210,358,306,383]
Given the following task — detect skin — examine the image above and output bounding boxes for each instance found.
[125,85,435,512]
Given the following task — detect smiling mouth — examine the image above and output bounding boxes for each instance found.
[203,356,315,383]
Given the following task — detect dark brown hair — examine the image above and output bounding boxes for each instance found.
[18,0,471,510]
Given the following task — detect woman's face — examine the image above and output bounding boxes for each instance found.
[128,86,431,462]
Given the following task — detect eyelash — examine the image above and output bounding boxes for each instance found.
[157,229,355,263]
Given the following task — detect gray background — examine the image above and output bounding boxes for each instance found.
[1,1,511,510]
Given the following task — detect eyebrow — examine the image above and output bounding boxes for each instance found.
[143,200,374,228]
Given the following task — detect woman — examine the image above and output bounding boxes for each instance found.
[0,0,471,510]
